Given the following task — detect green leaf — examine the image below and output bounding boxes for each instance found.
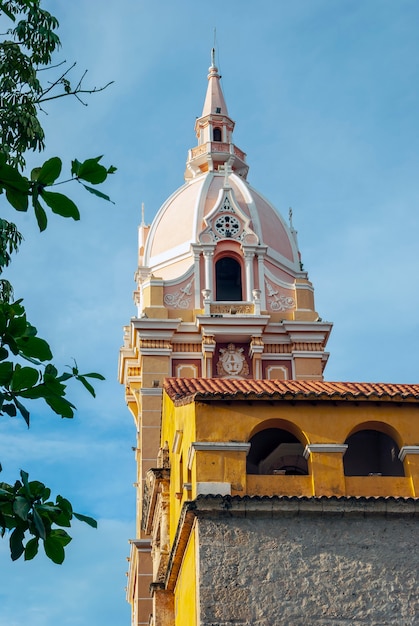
[71,159,82,177]
[34,198,48,231]
[32,507,46,540]
[0,163,30,193]
[13,495,30,520]
[40,190,80,220]
[81,183,114,203]
[44,535,65,564]
[14,398,30,426]
[50,528,72,547]
[84,372,106,381]
[16,336,53,361]
[20,470,30,492]
[73,512,97,528]
[77,375,96,397]
[0,346,9,361]
[11,365,40,391]
[10,527,25,561]
[76,157,107,184]
[0,3,16,20]
[44,365,57,378]
[56,496,73,516]
[107,165,117,174]
[31,167,42,182]
[27,481,47,499]
[36,157,62,185]
[2,403,17,417]
[57,372,72,382]
[10,525,25,557]
[44,395,75,419]
[5,186,29,212]
[24,537,39,561]
[8,313,27,338]
[0,361,13,385]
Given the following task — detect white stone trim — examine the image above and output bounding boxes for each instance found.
[303,443,348,460]
[266,365,289,381]
[398,446,419,462]
[140,388,163,396]
[188,441,251,469]
[172,430,183,454]
[196,482,231,496]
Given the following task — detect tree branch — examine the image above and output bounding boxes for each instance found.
[39,81,114,104]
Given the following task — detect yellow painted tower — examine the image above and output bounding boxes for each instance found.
[119,51,419,626]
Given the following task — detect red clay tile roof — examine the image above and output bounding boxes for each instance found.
[164,378,419,406]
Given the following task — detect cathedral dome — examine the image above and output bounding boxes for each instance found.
[144,170,299,281]
[142,51,300,283]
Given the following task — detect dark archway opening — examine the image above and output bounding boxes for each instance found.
[246,428,308,475]
[215,257,242,301]
[213,127,222,141]
[343,429,404,476]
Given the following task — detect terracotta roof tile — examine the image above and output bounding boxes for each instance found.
[163,378,419,406]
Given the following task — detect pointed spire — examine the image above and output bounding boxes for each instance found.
[186,50,248,180]
[201,48,228,117]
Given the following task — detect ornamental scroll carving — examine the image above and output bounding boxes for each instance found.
[163,279,193,309]
[265,280,295,312]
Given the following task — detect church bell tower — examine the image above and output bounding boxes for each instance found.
[119,51,419,626]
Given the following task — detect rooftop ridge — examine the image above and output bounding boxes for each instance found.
[164,377,419,405]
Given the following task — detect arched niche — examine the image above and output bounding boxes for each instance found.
[343,426,404,477]
[215,256,242,301]
[213,127,222,141]
[246,425,308,476]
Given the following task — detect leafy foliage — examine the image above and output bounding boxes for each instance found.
[0,470,97,564]
[0,153,116,231]
[0,0,112,168]
[0,1,115,562]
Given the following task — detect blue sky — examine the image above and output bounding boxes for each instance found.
[0,0,418,624]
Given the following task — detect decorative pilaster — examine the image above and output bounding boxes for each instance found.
[202,335,216,377]
[249,335,264,379]
[304,444,348,496]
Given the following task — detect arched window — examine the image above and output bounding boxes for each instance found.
[215,257,242,301]
[246,428,308,475]
[213,127,222,142]
[343,429,404,476]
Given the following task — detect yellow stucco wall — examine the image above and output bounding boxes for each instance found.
[174,526,197,626]
[162,395,419,526]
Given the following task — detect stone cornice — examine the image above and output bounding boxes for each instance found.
[188,441,251,469]
[303,444,348,459]
[399,446,419,461]
[190,494,419,517]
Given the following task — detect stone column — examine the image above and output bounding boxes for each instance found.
[191,245,202,309]
[399,446,419,496]
[256,246,267,310]
[304,444,348,496]
[202,246,215,297]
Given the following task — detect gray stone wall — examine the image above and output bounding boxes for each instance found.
[197,506,419,625]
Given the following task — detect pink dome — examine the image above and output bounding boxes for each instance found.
[145,171,298,281]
